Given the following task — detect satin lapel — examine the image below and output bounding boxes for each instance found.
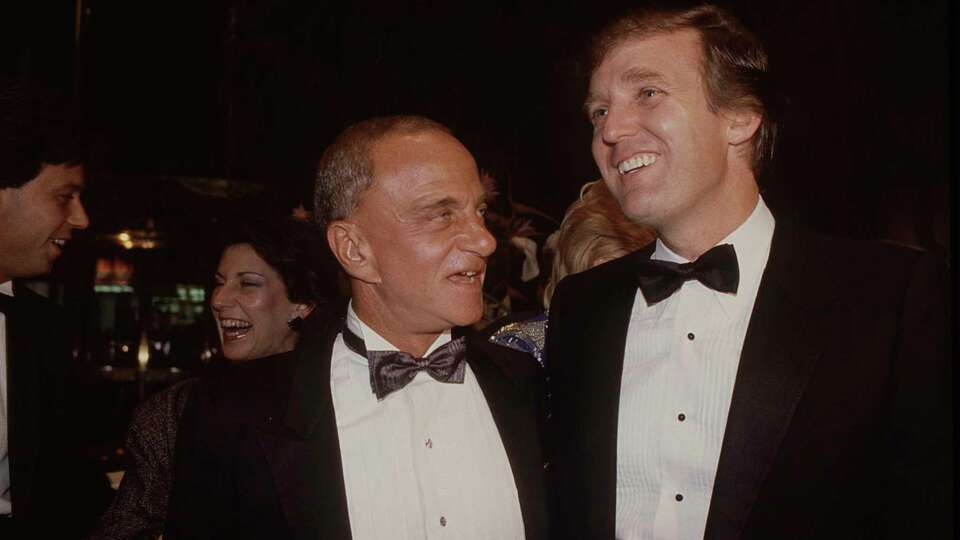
[465,334,548,540]
[704,227,833,540]
[576,250,649,533]
[256,311,353,539]
[7,284,42,516]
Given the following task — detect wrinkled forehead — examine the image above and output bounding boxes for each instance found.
[371,128,471,166]
[369,130,480,191]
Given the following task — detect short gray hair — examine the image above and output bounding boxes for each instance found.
[313,115,450,229]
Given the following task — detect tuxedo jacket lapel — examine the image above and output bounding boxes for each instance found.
[6,284,45,517]
[465,332,549,540]
[256,311,353,539]
[579,263,640,529]
[557,246,652,535]
[253,312,549,539]
[705,226,836,539]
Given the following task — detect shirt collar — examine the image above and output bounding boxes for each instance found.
[344,301,452,364]
[650,196,775,317]
[0,281,12,297]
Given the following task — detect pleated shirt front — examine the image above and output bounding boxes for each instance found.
[330,304,525,540]
[615,199,775,540]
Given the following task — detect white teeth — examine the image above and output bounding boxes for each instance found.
[220,319,251,329]
[452,271,479,281]
[617,153,657,175]
[51,239,66,247]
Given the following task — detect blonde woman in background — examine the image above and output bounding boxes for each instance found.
[488,180,654,364]
[543,180,655,308]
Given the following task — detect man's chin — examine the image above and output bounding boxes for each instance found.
[454,311,484,329]
[21,260,54,279]
[440,307,484,330]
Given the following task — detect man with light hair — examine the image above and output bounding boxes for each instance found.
[547,4,951,539]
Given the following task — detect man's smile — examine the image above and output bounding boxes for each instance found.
[617,152,658,175]
[447,266,484,285]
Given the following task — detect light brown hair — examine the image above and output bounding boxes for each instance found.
[590,3,777,175]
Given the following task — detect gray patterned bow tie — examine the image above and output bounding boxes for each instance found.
[342,326,467,401]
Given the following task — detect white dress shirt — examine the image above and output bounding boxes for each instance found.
[330,303,525,540]
[0,280,13,516]
[615,198,775,540]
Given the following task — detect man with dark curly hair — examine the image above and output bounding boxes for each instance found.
[0,80,110,537]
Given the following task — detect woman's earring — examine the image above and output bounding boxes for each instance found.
[287,316,304,331]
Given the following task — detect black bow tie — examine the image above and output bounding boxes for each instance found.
[342,326,467,401]
[636,243,740,305]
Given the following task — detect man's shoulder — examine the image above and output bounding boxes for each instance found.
[777,225,939,273]
[12,281,65,319]
[781,225,927,259]
[9,283,73,376]
[551,245,651,309]
[768,225,946,304]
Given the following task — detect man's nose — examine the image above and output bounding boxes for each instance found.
[69,197,90,230]
[462,217,497,258]
[600,105,639,145]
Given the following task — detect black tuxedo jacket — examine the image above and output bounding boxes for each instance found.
[165,308,549,539]
[545,225,952,539]
[4,283,112,538]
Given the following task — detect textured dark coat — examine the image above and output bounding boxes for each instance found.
[89,378,196,539]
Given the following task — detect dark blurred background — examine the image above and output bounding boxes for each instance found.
[0,0,954,475]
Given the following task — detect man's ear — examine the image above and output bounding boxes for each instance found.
[725,108,762,147]
[326,220,381,284]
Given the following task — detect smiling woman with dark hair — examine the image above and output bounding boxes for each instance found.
[211,217,332,362]
[90,216,336,540]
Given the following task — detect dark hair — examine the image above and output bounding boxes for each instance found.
[313,115,450,229]
[0,79,86,188]
[217,216,336,307]
[590,3,777,175]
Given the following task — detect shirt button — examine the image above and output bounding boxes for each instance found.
[675,494,684,502]
[687,332,695,340]
[440,516,447,527]
[678,413,686,422]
